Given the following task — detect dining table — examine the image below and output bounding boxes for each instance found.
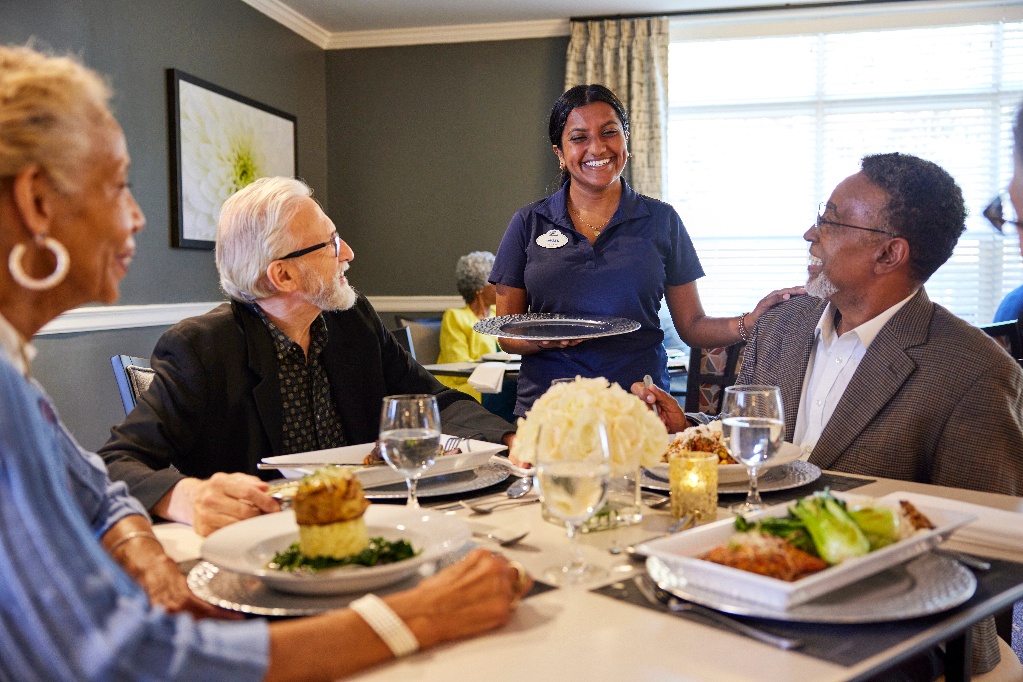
[154,469,1023,682]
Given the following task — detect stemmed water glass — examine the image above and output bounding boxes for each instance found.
[721,385,784,513]
[534,419,611,586]
[378,394,441,508]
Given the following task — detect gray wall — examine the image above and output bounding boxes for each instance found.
[2,3,567,449]
[325,38,568,295]
[2,0,327,449]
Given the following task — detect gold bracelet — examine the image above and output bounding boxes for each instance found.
[737,312,751,343]
[107,530,160,555]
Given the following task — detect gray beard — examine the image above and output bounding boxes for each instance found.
[303,263,357,311]
[806,272,838,300]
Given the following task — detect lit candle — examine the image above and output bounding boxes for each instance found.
[669,450,718,523]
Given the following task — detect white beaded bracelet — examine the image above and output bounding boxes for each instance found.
[350,593,419,657]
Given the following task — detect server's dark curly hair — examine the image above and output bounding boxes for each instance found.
[860,152,966,282]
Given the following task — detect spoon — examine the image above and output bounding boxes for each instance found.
[464,498,540,515]
[473,529,530,547]
[505,475,534,499]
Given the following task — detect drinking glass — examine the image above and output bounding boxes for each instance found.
[721,385,784,513]
[378,394,441,508]
[534,419,611,586]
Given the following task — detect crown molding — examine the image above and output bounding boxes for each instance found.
[239,0,332,48]
[326,19,571,49]
[35,297,461,335]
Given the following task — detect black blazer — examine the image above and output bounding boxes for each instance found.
[100,296,514,510]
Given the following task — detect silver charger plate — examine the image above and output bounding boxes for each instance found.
[363,461,509,500]
[187,560,424,617]
[641,460,822,495]
[647,552,976,623]
[473,314,640,341]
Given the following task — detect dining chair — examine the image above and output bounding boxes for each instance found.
[684,343,746,416]
[395,316,442,365]
[979,320,1023,365]
[392,325,416,360]
[110,354,155,415]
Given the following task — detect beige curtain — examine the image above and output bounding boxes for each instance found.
[565,17,669,199]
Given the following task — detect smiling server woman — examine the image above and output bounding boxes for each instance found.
[490,84,799,417]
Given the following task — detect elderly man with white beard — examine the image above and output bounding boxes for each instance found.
[101,177,515,535]
[635,152,1023,497]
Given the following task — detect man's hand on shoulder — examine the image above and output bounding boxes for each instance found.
[154,473,280,536]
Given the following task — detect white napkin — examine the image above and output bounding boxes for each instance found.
[897,492,1023,554]
[468,362,506,394]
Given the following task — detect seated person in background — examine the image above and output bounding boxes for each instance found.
[100,177,515,535]
[635,152,1023,498]
[435,250,498,401]
[0,45,528,681]
[991,106,1023,324]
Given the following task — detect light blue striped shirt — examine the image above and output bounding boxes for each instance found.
[0,355,269,681]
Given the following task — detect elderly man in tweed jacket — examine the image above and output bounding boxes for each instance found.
[636,152,1023,497]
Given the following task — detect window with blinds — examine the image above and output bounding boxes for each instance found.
[667,6,1023,325]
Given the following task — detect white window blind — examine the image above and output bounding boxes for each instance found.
[667,6,1023,325]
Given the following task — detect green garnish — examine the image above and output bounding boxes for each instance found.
[268,537,418,573]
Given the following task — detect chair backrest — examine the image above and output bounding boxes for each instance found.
[684,343,746,415]
[110,354,155,415]
[980,320,1022,361]
[395,316,442,364]
[392,325,416,360]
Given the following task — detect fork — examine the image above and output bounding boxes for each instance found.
[444,436,471,452]
[633,575,802,650]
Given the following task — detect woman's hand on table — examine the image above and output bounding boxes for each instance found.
[155,473,281,537]
[384,548,533,648]
[103,517,242,620]
[630,381,689,432]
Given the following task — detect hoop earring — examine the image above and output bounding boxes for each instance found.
[8,235,70,291]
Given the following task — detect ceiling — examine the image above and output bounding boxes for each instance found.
[242,0,867,47]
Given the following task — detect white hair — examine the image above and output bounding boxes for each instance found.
[215,176,312,301]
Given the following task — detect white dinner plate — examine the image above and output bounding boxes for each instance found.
[261,436,507,485]
[480,351,521,362]
[636,491,976,610]
[648,441,803,484]
[473,314,640,341]
[200,506,471,595]
[647,552,976,623]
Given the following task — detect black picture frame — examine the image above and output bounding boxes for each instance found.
[167,69,297,249]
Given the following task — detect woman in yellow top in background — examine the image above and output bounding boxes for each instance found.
[436,251,498,400]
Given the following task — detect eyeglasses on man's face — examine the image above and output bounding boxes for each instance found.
[984,192,1021,233]
[815,202,896,237]
[277,233,342,261]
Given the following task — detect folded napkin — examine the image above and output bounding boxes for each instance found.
[468,362,506,394]
[480,351,522,362]
[897,492,1023,554]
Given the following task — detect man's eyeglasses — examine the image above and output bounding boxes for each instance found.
[816,203,896,237]
[984,192,1020,233]
[277,233,341,261]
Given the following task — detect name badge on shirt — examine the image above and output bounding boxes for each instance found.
[536,229,568,249]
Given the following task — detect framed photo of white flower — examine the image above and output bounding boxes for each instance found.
[167,69,297,249]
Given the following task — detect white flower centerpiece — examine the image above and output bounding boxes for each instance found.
[512,377,668,530]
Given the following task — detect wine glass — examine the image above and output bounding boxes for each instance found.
[534,419,611,586]
[378,394,441,508]
[721,385,784,513]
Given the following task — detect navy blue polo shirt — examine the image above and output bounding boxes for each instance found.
[490,179,704,416]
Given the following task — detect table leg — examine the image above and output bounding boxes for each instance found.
[945,628,973,682]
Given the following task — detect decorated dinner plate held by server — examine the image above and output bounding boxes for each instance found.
[474,314,641,341]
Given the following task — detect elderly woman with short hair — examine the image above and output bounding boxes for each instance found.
[435,251,499,400]
[0,45,529,681]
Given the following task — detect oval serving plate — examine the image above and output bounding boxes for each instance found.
[474,314,640,341]
[201,506,471,595]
